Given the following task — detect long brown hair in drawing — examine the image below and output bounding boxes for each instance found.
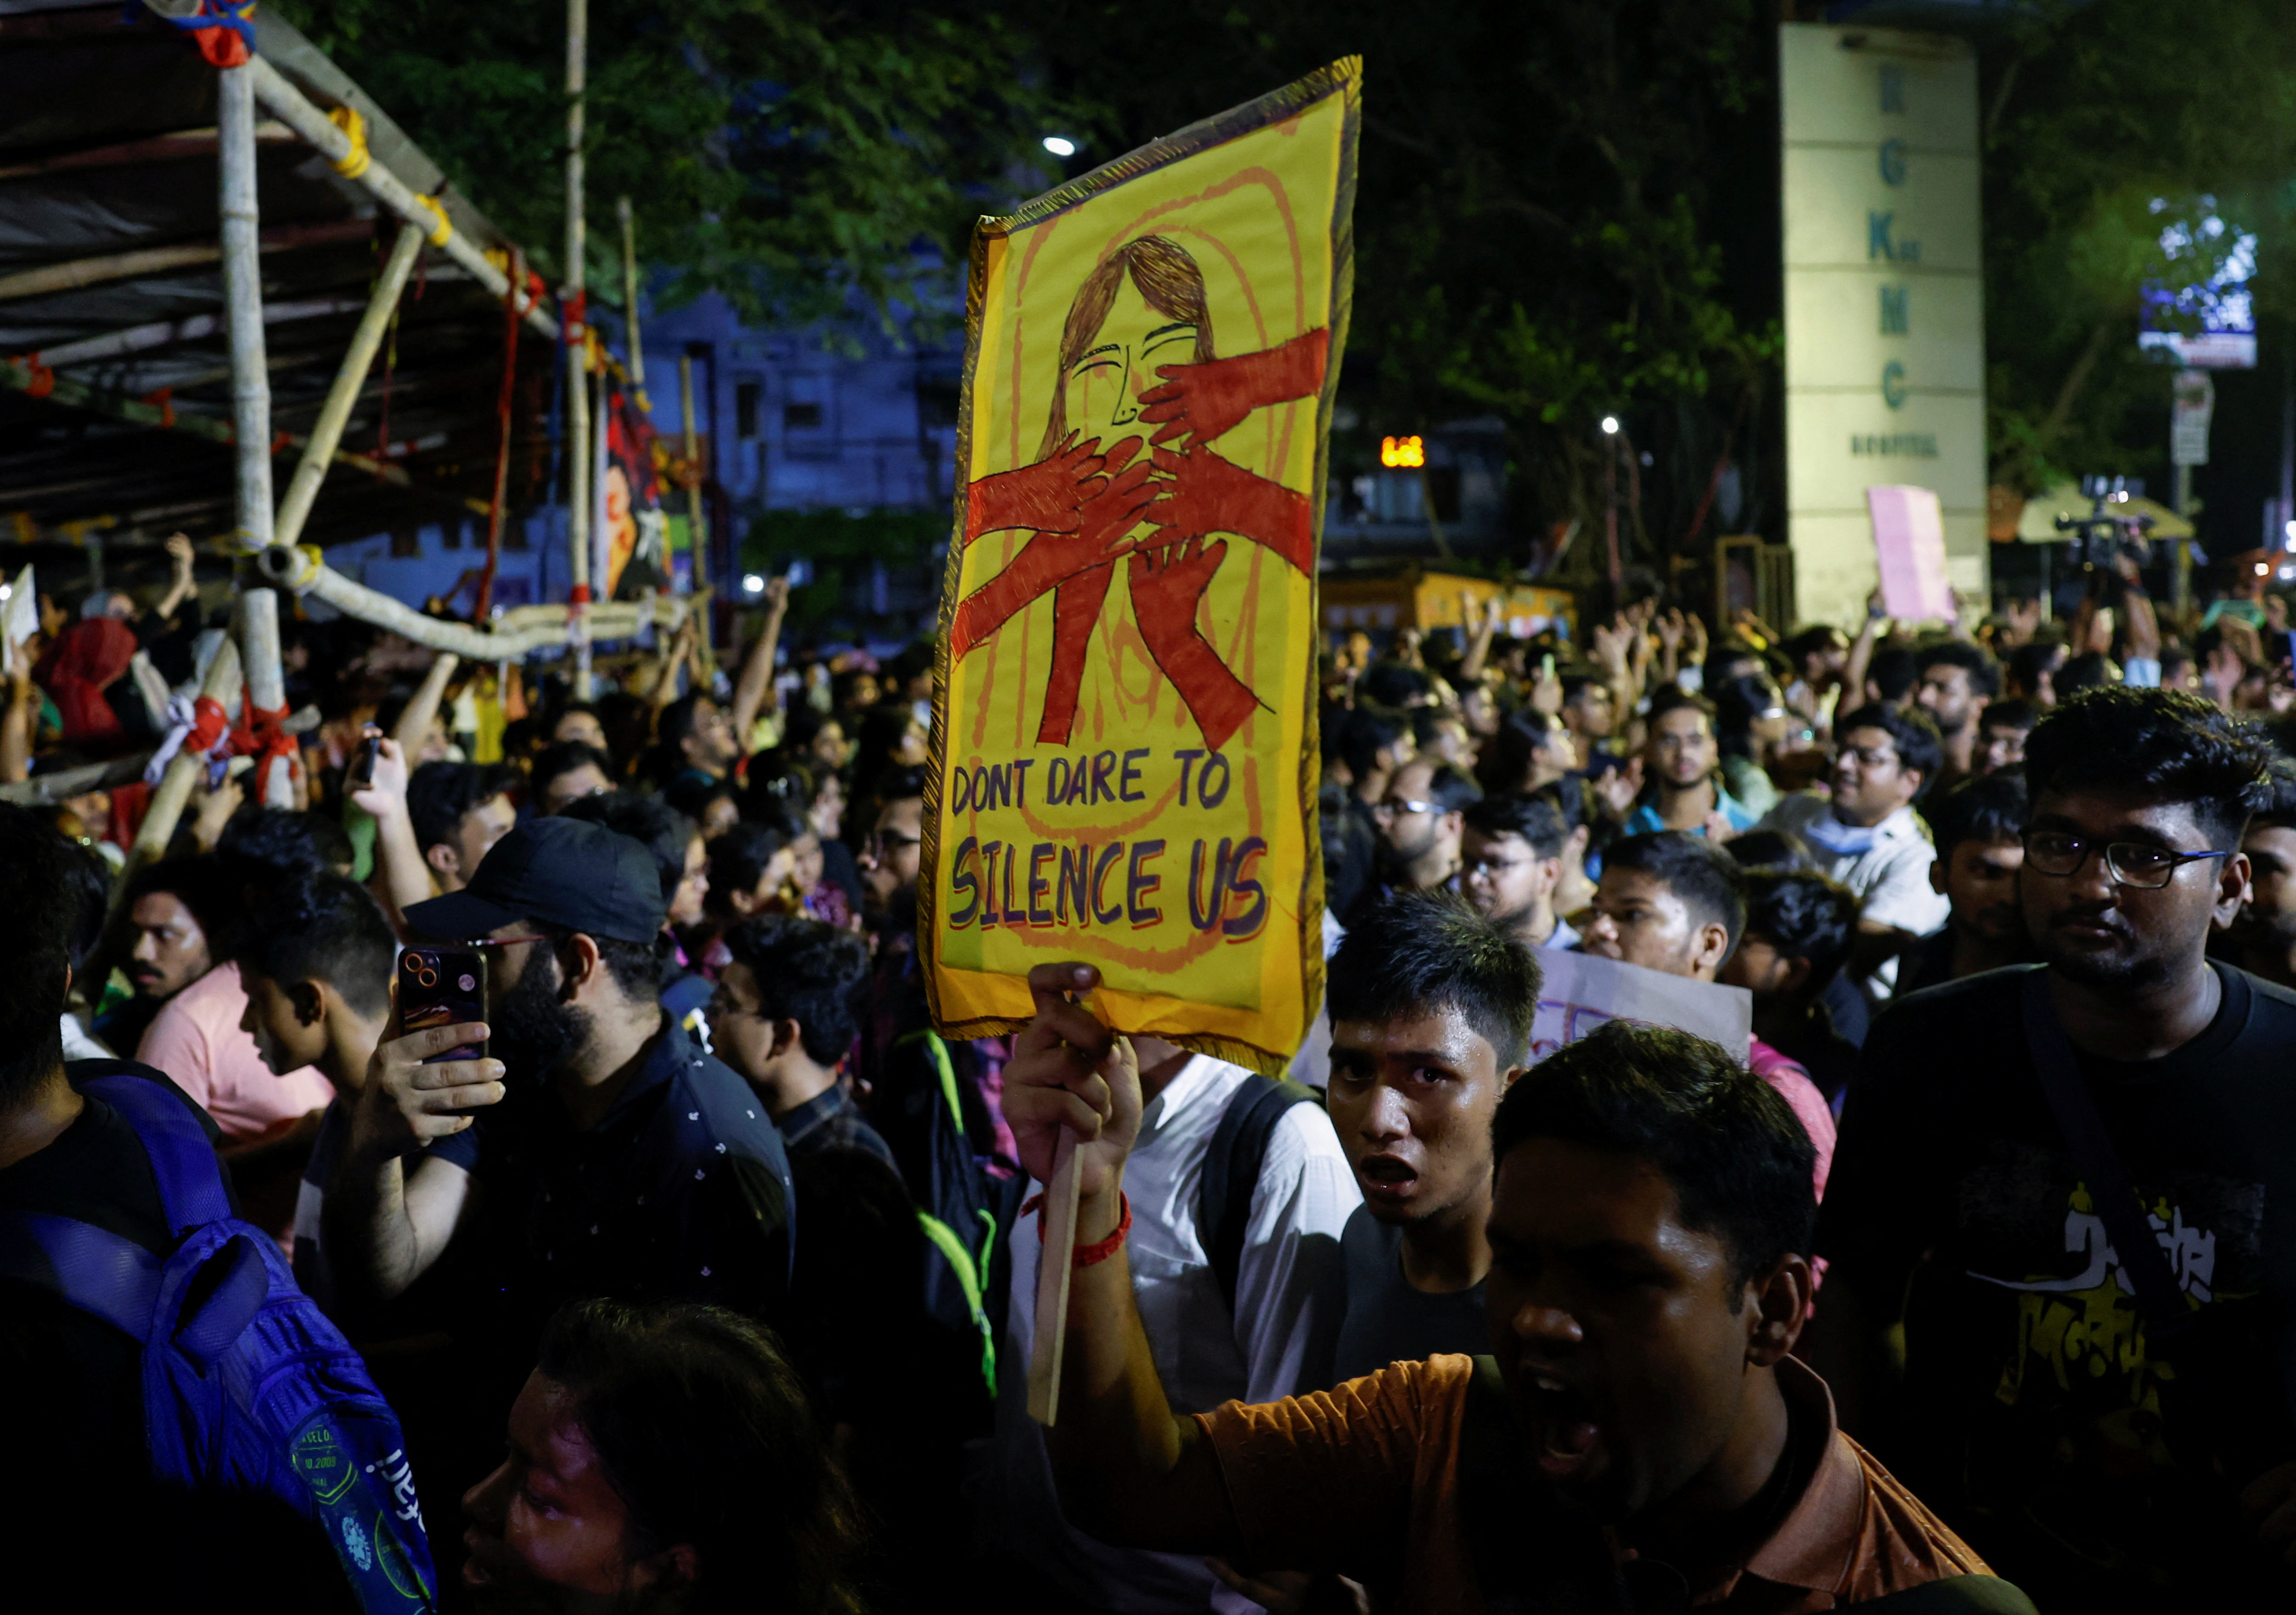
[952,232,1332,752]
[1039,237,1216,457]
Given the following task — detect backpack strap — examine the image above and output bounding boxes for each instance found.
[0,1211,163,1340]
[82,1071,234,1237]
[2017,972,2193,1338]
[1198,1074,1319,1311]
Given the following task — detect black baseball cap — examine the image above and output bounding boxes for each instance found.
[403,816,666,944]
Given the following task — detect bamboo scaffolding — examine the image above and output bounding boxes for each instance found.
[0,120,293,183]
[253,542,689,660]
[272,222,426,550]
[239,56,557,343]
[219,62,273,552]
[0,219,372,304]
[239,588,294,806]
[616,196,644,394]
[679,354,713,663]
[563,0,593,697]
[37,296,363,369]
[0,749,155,806]
[0,356,490,517]
[129,636,241,875]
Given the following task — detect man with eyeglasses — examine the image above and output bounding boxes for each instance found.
[1759,702,1950,1000]
[1365,758,1480,917]
[1812,686,2296,1607]
[1459,792,1578,951]
[328,816,794,1362]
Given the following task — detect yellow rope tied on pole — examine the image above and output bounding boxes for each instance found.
[326,105,371,180]
[414,193,453,248]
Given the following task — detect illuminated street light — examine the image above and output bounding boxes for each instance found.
[1600,415,1620,435]
[1042,135,1078,158]
[1379,435,1424,469]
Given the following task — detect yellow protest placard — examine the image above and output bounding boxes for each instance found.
[921,59,1359,1074]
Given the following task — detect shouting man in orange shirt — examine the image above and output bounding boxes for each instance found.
[1002,966,2022,1613]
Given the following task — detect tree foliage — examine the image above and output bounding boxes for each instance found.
[271,0,1060,333]
[1022,0,1782,574]
[1978,0,2296,495]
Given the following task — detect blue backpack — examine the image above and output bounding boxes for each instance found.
[0,1067,437,1612]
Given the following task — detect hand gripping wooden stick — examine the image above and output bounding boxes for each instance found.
[1025,1129,1083,1427]
[1028,987,1108,1427]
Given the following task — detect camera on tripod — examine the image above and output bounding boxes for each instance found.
[2053,475,2155,582]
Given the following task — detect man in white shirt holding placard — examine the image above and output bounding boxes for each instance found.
[984,1027,1359,1613]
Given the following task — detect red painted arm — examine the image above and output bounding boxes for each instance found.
[1137,328,1329,448]
[962,434,1137,543]
[1127,538,1260,753]
[1142,446,1313,575]
[951,447,1153,656]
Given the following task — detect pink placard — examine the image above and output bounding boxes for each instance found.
[1868,484,1954,622]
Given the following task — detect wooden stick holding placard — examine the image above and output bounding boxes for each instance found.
[1025,1130,1082,1426]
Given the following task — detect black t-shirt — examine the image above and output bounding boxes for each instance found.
[1817,962,2296,1602]
[0,1061,221,1500]
[1331,1204,1489,1386]
[424,1017,794,1368]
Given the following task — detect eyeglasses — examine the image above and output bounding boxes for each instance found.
[1835,745,1901,770]
[863,832,921,859]
[707,994,765,1022]
[2020,830,2235,891]
[1372,797,1439,820]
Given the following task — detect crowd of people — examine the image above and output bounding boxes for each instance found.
[5,550,2296,1613]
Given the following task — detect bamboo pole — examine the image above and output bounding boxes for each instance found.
[679,354,714,667]
[252,542,686,659]
[38,296,362,369]
[129,638,242,875]
[0,355,487,516]
[593,367,611,594]
[219,62,274,553]
[239,588,294,808]
[242,57,558,343]
[0,749,156,807]
[616,196,644,393]
[273,222,426,551]
[0,219,371,304]
[564,0,593,698]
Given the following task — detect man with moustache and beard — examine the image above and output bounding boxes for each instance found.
[2222,760,2296,990]
[327,817,793,1371]
[1812,688,2296,1608]
[1893,770,2033,995]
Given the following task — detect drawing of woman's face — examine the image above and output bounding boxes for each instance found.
[1063,277,1200,434]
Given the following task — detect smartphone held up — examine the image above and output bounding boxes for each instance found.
[399,948,487,1064]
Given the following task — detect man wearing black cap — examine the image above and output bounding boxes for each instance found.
[326,817,794,1353]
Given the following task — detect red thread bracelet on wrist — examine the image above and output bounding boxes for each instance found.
[1020,1190,1132,1267]
[1072,1194,1131,1268]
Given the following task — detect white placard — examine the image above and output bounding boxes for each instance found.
[0,565,34,675]
[1529,950,1753,1065]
